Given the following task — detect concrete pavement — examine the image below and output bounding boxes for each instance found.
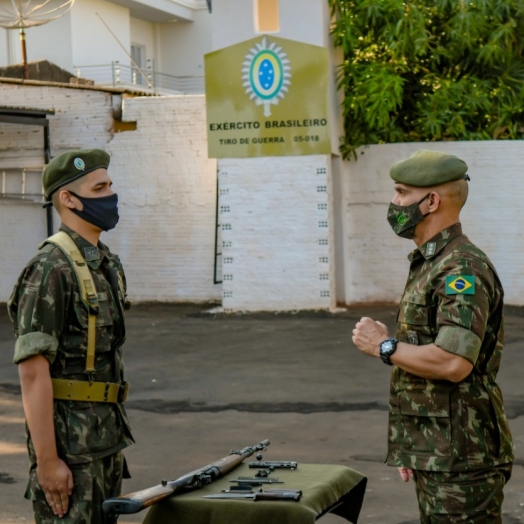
[1,304,523,523]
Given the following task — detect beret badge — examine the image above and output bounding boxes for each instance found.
[73,157,86,170]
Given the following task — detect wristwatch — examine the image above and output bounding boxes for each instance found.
[379,338,398,366]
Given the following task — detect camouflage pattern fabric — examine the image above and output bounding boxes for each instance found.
[413,464,512,523]
[387,223,513,472]
[29,451,129,523]
[7,225,134,515]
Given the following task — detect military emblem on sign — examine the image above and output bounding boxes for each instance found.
[243,37,291,117]
[445,275,475,295]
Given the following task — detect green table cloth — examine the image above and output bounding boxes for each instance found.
[142,463,367,524]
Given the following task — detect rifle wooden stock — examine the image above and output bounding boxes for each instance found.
[102,439,270,515]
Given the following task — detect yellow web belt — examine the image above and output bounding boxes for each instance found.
[52,378,129,403]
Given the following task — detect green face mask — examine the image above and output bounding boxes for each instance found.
[387,193,430,239]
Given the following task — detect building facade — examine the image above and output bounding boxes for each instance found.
[0,0,211,93]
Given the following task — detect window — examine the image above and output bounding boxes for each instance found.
[254,0,279,33]
[130,44,146,85]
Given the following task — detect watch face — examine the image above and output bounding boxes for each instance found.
[382,340,394,353]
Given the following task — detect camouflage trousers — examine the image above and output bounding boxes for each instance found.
[27,451,129,524]
[412,464,512,523]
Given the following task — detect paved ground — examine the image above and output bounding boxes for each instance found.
[0,303,523,523]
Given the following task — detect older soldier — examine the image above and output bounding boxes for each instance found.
[8,149,133,523]
[352,150,513,523]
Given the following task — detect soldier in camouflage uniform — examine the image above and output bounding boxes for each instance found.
[8,149,134,523]
[352,150,513,523]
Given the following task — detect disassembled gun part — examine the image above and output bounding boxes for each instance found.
[255,467,275,477]
[248,461,298,470]
[204,489,301,501]
[230,476,284,485]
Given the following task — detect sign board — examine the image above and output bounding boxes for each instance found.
[205,35,331,158]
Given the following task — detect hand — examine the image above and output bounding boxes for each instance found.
[398,467,414,482]
[37,458,74,517]
[352,317,389,358]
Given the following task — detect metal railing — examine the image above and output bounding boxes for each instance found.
[74,63,205,95]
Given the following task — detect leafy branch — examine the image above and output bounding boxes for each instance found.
[329,0,524,159]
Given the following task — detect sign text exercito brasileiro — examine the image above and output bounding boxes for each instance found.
[204,35,331,158]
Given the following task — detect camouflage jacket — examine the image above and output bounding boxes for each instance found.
[387,223,514,471]
[8,225,134,466]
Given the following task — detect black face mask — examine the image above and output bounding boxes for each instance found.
[387,193,430,239]
[68,191,119,232]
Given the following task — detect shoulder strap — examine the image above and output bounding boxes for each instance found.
[42,231,98,374]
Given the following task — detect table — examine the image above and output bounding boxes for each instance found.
[142,463,367,524]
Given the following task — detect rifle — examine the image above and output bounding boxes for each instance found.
[102,439,270,516]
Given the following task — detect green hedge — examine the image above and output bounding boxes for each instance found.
[329,0,524,159]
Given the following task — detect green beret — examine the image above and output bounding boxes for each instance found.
[43,149,110,199]
[390,149,468,187]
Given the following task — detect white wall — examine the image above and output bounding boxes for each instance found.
[0,0,131,73]
[130,16,156,65]
[0,28,19,67]
[0,83,114,301]
[157,10,212,77]
[0,83,114,159]
[219,155,335,311]
[105,95,221,302]
[210,1,254,50]
[0,1,209,78]
[211,0,330,50]
[0,85,220,304]
[0,201,51,303]
[0,29,9,66]
[341,141,524,306]
[0,15,73,72]
[70,0,131,67]
[20,13,74,73]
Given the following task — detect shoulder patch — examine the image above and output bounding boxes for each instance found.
[445,275,475,295]
[84,246,100,262]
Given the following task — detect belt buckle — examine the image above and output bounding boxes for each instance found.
[118,382,129,403]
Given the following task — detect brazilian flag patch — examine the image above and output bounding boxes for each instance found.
[445,275,475,295]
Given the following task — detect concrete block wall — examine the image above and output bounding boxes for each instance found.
[0,83,113,301]
[341,141,524,306]
[0,83,114,159]
[105,95,221,303]
[0,86,220,304]
[218,155,336,311]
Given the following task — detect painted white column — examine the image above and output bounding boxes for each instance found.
[207,0,342,311]
[218,155,335,311]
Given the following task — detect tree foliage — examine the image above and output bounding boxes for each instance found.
[329,0,524,159]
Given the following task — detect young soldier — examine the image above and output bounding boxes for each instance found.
[8,149,133,523]
[352,150,513,523]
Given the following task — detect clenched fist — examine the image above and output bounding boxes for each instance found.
[352,317,389,358]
